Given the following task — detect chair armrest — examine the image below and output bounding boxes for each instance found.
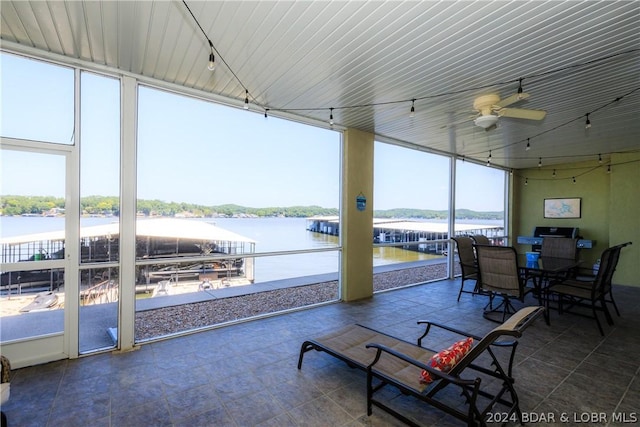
[365,343,477,388]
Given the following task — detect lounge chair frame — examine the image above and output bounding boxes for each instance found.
[298,306,544,427]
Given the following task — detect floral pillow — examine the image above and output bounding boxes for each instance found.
[420,337,474,384]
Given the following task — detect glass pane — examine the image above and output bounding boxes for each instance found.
[1,150,65,342]
[373,142,451,289]
[136,85,340,258]
[135,86,341,340]
[455,160,506,244]
[0,52,74,144]
[79,267,119,353]
[80,71,121,263]
[76,71,121,353]
[135,252,339,341]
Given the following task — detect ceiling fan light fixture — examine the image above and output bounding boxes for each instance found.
[474,114,499,129]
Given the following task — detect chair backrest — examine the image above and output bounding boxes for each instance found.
[475,245,523,297]
[540,237,578,260]
[471,234,491,245]
[451,236,477,277]
[450,306,544,376]
[596,242,631,295]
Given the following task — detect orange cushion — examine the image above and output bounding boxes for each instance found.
[420,337,474,384]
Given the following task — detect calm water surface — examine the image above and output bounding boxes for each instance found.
[1,216,495,282]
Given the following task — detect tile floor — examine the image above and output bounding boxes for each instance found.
[2,278,639,427]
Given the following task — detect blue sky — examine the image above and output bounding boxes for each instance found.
[1,52,505,212]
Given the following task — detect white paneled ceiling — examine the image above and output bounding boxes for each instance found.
[2,0,639,169]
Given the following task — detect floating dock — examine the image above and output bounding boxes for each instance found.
[307,216,503,254]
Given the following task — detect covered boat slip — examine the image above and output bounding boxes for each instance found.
[0,218,257,295]
[307,216,503,254]
[1,218,256,263]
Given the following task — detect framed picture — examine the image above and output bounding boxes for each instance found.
[544,198,581,219]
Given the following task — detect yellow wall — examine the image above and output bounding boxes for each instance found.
[608,152,640,286]
[512,153,639,286]
[340,129,375,301]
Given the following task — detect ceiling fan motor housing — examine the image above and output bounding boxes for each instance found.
[474,114,499,128]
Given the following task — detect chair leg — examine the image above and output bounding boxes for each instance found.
[457,281,464,302]
[591,301,605,336]
[608,291,621,317]
[601,298,614,326]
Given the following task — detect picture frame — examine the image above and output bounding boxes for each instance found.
[544,197,581,219]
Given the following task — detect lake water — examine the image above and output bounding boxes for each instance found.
[1,216,501,282]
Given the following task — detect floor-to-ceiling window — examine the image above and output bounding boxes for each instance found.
[0,52,74,363]
[135,85,341,341]
[373,141,451,290]
[78,71,121,353]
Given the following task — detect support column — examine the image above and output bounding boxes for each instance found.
[340,129,374,301]
[118,76,138,351]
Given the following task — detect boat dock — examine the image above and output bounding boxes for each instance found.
[307,216,503,254]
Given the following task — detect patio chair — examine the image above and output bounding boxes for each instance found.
[475,245,533,323]
[298,306,544,427]
[546,242,631,335]
[540,237,579,260]
[471,234,491,245]
[451,236,479,301]
[524,237,580,293]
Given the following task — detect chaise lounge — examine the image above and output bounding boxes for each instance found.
[298,306,544,426]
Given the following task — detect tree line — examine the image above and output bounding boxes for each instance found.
[1,195,503,220]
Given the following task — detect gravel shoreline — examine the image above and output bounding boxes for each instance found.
[135,263,453,340]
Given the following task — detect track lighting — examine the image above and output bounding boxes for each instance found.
[525,138,531,151]
[329,108,334,126]
[410,99,415,118]
[244,90,249,110]
[585,113,591,129]
[207,40,216,71]
[538,158,542,168]
[572,176,576,184]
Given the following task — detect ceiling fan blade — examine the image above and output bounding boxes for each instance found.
[499,107,547,120]
[495,92,530,108]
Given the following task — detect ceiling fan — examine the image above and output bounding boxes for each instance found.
[472,92,547,130]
